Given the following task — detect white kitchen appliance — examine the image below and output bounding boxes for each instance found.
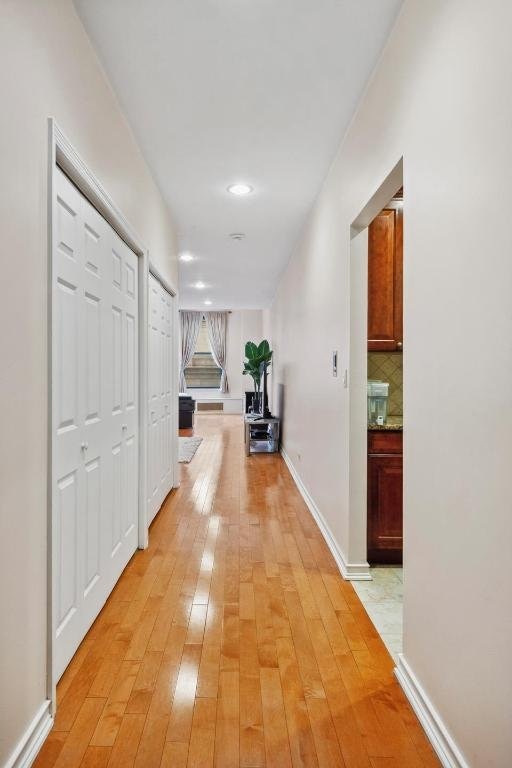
[367,380,390,426]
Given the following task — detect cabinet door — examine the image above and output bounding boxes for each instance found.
[367,453,403,563]
[368,208,403,351]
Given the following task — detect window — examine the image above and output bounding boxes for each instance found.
[184,317,222,389]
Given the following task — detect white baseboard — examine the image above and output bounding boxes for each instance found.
[280,447,371,581]
[395,656,469,768]
[5,700,53,768]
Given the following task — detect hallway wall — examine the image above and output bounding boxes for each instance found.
[268,0,512,764]
[0,1,178,763]
[226,310,264,398]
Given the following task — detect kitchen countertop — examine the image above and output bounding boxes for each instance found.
[368,416,403,431]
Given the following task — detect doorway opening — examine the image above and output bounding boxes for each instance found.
[349,159,404,663]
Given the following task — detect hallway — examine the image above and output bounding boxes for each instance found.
[35,415,438,768]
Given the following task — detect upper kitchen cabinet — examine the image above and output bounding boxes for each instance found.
[368,205,403,351]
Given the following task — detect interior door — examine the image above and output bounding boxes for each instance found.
[53,167,139,680]
[147,273,174,524]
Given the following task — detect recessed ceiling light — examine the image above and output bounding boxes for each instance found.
[194,281,206,289]
[229,233,245,240]
[227,183,253,196]
[204,299,212,306]
[179,252,194,262]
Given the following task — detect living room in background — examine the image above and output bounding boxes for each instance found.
[184,315,222,389]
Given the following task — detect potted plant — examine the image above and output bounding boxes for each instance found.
[242,340,273,417]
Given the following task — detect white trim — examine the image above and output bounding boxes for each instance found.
[4,701,53,768]
[137,250,150,549]
[280,447,371,580]
[149,262,176,297]
[53,122,145,256]
[189,392,243,415]
[186,391,242,400]
[172,286,181,488]
[395,656,470,768]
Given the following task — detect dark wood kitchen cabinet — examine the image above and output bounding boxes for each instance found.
[367,430,403,564]
[368,206,403,351]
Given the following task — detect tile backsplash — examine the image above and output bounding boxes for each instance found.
[368,352,403,416]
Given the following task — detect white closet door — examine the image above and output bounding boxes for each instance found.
[161,286,173,494]
[147,274,174,524]
[107,231,139,580]
[53,168,138,680]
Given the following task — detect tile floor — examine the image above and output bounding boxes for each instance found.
[352,566,403,662]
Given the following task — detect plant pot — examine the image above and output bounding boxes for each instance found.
[251,390,263,416]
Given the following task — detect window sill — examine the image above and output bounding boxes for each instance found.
[186,390,243,400]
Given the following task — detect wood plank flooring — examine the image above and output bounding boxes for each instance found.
[35,414,439,768]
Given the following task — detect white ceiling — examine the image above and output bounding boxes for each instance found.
[74,0,403,309]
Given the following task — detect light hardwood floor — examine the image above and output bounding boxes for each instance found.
[35,414,439,768]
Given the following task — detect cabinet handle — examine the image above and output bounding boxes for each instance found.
[397,342,403,350]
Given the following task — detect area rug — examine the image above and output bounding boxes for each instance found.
[179,436,203,463]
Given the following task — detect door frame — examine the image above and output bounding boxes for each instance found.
[347,157,403,575]
[46,119,175,710]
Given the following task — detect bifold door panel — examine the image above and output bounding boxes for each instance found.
[147,273,174,524]
[53,167,139,680]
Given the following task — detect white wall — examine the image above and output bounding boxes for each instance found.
[0,1,178,763]
[227,310,264,398]
[268,1,512,764]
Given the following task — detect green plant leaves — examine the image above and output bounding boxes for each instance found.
[242,339,272,388]
[245,341,258,360]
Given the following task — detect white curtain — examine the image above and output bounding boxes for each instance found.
[205,311,229,393]
[179,310,202,392]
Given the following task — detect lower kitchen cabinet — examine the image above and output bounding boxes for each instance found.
[367,431,403,564]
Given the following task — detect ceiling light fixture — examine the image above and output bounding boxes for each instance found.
[227,183,253,196]
[193,281,206,289]
[204,299,212,306]
[179,252,194,262]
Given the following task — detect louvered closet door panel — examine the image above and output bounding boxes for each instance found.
[53,168,139,681]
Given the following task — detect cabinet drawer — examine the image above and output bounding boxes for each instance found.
[368,430,403,455]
